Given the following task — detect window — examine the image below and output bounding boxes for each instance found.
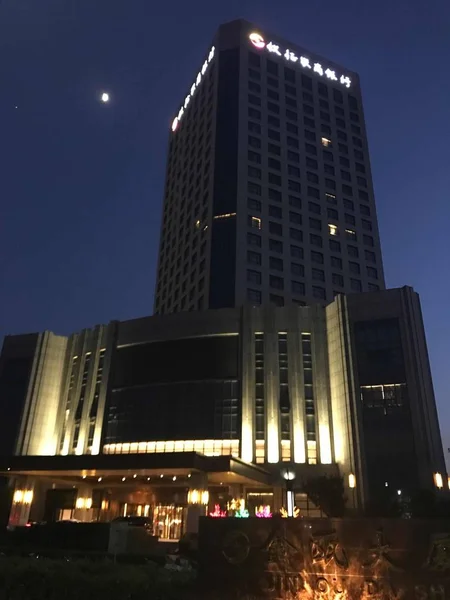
[287,136,299,148]
[289,195,301,208]
[332,273,344,287]
[350,279,362,292]
[270,275,284,290]
[269,239,283,253]
[333,89,343,103]
[355,149,364,160]
[286,109,298,121]
[288,150,299,162]
[248,150,261,164]
[248,94,261,106]
[368,283,379,292]
[304,116,314,127]
[329,239,341,252]
[349,261,360,274]
[321,137,332,147]
[313,286,326,299]
[363,234,374,246]
[311,251,324,264]
[305,143,317,155]
[284,66,295,82]
[327,208,338,220]
[286,122,299,134]
[267,158,281,172]
[331,256,342,269]
[248,198,261,211]
[268,129,281,141]
[367,266,378,278]
[247,251,261,265]
[248,215,262,229]
[288,180,301,192]
[306,157,318,168]
[326,192,337,205]
[362,219,372,231]
[269,205,282,219]
[248,136,261,149]
[365,250,376,263]
[269,221,283,236]
[248,166,261,178]
[291,262,304,276]
[285,84,296,95]
[357,176,367,187]
[312,268,325,281]
[307,186,320,199]
[292,281,305,295]
[268,102,279,114]
[247,269,261,284]
[323,150,333,162]
[324,164,335,175]
[348,245,359,257]
[267,59,278,75]
[290,228,303,241]
[302,74,312,89]
[248,120,261,133]
[307,171,319,183]
[345,229,357,240]
[248,52,261,67]
[343,198,354,210]
[269,188,282,202]
[325,178,336,190]
[289,211,302,224]
[309,217,321,231]
[269,173,281,186]
[291,245,303,258]
[305,129,316,141]
[249,68,260,80]
[359,190,369,201]
[248,288,261,304]
[270,294,284,306]
[345,213,356,226]
[247,232,261,247]
[268,143,281,155]
[267,76,278,88]
[268,89,279,101]
[353,136,363,147]
[288,165,300,177]
[310,234,322,247]
[270,257,283,271]
[248,107,261,120]
[360,204,370,216]
[328,223,338,236]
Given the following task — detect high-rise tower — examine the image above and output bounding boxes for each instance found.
[154,19,384,314]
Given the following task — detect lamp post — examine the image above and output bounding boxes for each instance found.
[282,467,296,517]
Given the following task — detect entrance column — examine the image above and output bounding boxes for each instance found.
[73,484,94,522]
[185,473,208,534]
[8,477,35,527]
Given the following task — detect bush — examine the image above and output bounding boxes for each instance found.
[0,556,196,600]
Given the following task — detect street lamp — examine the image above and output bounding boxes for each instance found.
[282,467,296,517]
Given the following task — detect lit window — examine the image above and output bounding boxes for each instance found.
[249,216,262,229]
[321,137,332,147]
[328,224,338,236]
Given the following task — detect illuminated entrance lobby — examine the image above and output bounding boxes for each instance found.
[0,288,446,536]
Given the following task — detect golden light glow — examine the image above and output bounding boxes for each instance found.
[328,223,338,236]
[434,472,443,489]
[187,489,209,505]
[318,424,332,464]
[241,423,253,463]
[321,137,332,147]
[13,490,24,504]
[267,424,279,464]
[213,212,236,220]
[348,473,356,489]
[104,439,239,457]
[75,496,92,509]
[250,216,262,229]
[13,489,33,505]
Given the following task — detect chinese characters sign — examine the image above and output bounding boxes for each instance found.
[249,32,351,88]
[171,46,215,132]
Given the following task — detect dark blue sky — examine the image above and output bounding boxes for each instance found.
[1,0,449,454]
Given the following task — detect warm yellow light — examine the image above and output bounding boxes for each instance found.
[434,472,443,489]
[319,424,332,464]
[448,476,450,490]
[267,424,279,464]
[13,490,24,504]
[328,223,338,236]
[251,216,261,229]
[187,489,209,505]
[23,490,33,504]
[76,496,92,509]
[348,473,356,489]
[321,137,332,147]
[213,212,236,220]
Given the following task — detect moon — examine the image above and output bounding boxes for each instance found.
[101,92,110,103]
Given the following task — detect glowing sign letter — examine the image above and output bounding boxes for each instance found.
[340,75,351,88]
[284,49,298,62]
[300,56,311,69]
[196,72,201,86]
[201,60,208,75]
[171,117,179,132]
[325,68,338,81]
[313,63,324,76]
[249,33,265,49]
[208,46,215,61]
[267,42,281,56]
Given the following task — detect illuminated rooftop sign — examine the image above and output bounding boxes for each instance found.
[171,46,215,132]
[249,32,351,88]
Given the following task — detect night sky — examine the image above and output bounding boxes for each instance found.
[1,1,449,457]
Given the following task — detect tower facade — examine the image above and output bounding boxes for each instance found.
[154,19,385,315]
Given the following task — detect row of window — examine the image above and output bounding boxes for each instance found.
[247,266,378,287]
[248,197,371,220]
[248,50,359,110]
[247,228,375,249]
